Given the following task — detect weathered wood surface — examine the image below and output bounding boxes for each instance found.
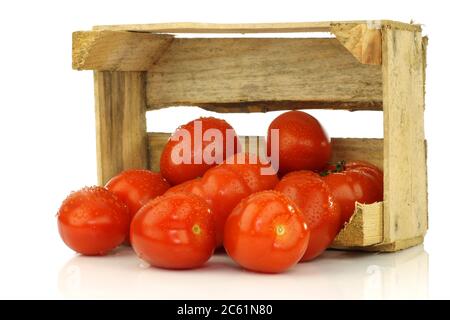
[94,72,148,185]
[381,28,428,246]
[93,20,421,33]
[332,202,383,247]
[73,31,173,70]
[331,23,382,65]
[146,38,382,110]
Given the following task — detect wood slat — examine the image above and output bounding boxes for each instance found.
[382,28,428,245]
[148,133,383,173]
[73,31,173,70]
[94,72,148,185]
[330,138,383,169]
[93,20,421,33]
[146,38,382,110]
[332,202,383,247]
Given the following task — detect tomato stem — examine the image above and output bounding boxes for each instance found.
[320,160,346,176]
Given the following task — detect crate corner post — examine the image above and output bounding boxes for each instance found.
[93,71,149,186]
[380,23,428,251]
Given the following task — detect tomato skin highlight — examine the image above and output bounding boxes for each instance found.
[267,110,331,175]
[105,169,170,220]
[130,193,215,269]
[160,117,240,185]
[224,191,310,273]
[57,186,130,256]
[275,171,341,261]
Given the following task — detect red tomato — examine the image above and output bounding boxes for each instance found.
[160,117,240,185]
[221,153,279,193]
[326,160,383,192]
[224,191,310,273]
[267,111,331,175]
[342,161,384,195]
[57,186,130,256]
[200,166,252,246]
[322,161,383,225]
[105,169,170,219]
[275,171,341,261]
[130,193,215,269]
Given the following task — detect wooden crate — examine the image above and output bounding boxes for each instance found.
[72,20,428,252]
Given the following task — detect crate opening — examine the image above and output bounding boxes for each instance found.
[146,107,383,138]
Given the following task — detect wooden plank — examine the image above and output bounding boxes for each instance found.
[331,202,383,247]
[146,38,382,109]
[330,138,383,169]
[382,28,427,245]
[73,31,173,70]
[94,71,148,185]
[93,20,421,33]
[331,236,424,252]
[368,236,424,252]
[151,101,382,114]
[148,133,383,174]
[148,132,168,172]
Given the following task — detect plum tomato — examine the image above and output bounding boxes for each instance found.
[322,161,383,225]
[130,193,215,269]
[267,111,331,175]
[325,160,383,192]
[275,171,341,261]
[223,191,310,273]
[57,186,130,256]
[200,166,252,246]
[105,169,170,220]
[160,117,240,185]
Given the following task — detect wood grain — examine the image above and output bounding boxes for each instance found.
[94,71,148,185]
[332,202,383,247]
[93,20,421,33]
[330,138,383,169]
[151,101,383,113]
[382,28,428,245]
[73,31,173,70]
[146,38,382,109]
[332,23,382,65]
[368,236,424,252]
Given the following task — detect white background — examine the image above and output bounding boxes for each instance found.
[0,0,449,299]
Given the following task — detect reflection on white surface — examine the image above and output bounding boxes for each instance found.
[58,245,428,299]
